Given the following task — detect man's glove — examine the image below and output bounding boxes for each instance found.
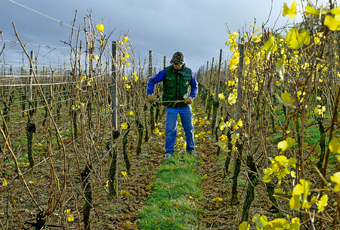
[147,95,156,103]
[184,97,193,104]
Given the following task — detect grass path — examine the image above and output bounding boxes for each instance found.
[138,154,204,229]
[137,102,207,229]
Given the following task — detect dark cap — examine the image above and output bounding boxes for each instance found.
[170,51,185,65]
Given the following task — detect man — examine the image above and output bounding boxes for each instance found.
[147,51,198,160]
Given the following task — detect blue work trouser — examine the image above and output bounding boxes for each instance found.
[165,105,195,154]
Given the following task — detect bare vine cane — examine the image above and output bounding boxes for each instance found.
[12,22,68,219]
[161,100,185,104]
[148,96,185,106]
[0,128,43,212]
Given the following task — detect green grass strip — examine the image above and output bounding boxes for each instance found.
[138,153,204,229]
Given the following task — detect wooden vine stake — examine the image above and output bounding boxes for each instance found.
[211,49,222,137]
[109,41,120,198]
[149,50,155,135]
[81,164,92,230]
[27,50,36,168]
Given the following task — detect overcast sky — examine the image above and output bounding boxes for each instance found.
[1,0,295,72]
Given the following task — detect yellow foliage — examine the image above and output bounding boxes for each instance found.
[283,0,298,19]
[228,89,238,105]
[324,15,340,31]
[331,172,340,192]
[121,122,128,129]
[96,24,105,33]
[277,137,295,151]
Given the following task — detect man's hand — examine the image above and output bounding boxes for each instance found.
[184,97,193,104]
[147,95,156,103]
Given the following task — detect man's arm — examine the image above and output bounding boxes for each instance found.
[147,69,166,95]
[189,73,198,99]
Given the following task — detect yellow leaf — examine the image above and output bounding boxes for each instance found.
[305,5,320,15]
[278,137,295,151]
[288,157,297,167]
[329,138,340,154]
[299,29,311,45]
[263,167,273,176]
[229,53,239,70]
[330,6,340,15]
[276,58,285,80]
[213,197,223,202]
[127,111,135,116]
[120,190,130,197]
[274,188,286,194]
[2,179,7,187]
[80,75,87,81]
[228,89,238,105]
[283,0,298,19]
[262,174,272,183]
[275,155,289,163]
[335,184,340,192]
[219,134,228,143]
[252,214,268,229]
[277,141,288,151]
[290,217,300,230]
[121,122,128,129]
[67,214,74,222]
[317,195,328,213]
[331,172,340,187]
[281,92,295,106]
[311,197,318,204]
[262,35,276,59]
[286,137,295,147]
[290,179,312,210]
[64,209,71,215]
[290,194,301,210]
[324,15,340,31]
[233,119,243,130]
[215,141,228,151]
[96,24,104,33]
[285,28,309,49]
[239,222,250,230]
[227,80,235,86]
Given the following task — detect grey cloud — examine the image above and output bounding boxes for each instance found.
[1,0,290,71]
